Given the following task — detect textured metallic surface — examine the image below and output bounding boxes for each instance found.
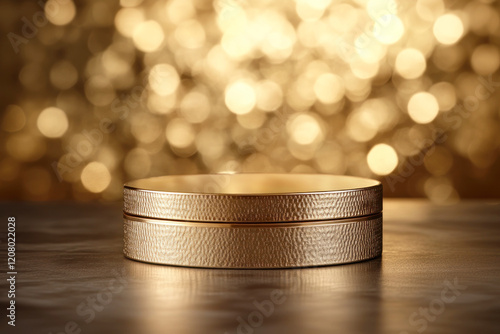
[124,174,382,222]
[2,200,500,334]
[123,213,383,268]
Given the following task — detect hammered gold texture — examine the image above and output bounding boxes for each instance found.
[123,186,382,222]
[123,214,383,268]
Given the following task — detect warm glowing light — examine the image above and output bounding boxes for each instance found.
[416,0,445,21]
[314,73,345,104]
[256,80,283,111]
[6,134,46,162]
[225,81,256,115]
[471,44,500,75]
[46,0,76,26]
[115,8,145,37]
[367,144,398,175]
[132,20,164,52]
[175,20,206,49]
[180,91,210,123]
[149,64,179,96]
[81,162,111,193]
[407,92,439,124]
[433,14,464,45]
[372,15,404,45]
[395,49,427,79]
[166,118,196,149]
[346,110,378,142]
[429,82,456,111]
[130,113,162,144]
[37,107,69,138]
[424,177,458,203]
[120,0,143,7]
[289,114,322,145]
[50,61,78,90]
[2,105,26,133]
[124,148,151,178]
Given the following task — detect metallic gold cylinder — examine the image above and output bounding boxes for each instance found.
[123,174,383,268]
[123,213,383,269]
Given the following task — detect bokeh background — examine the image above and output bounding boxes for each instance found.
[1,0,499,201]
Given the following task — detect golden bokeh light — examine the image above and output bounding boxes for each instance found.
[175,20,206,49]
[50,61,78,90]
[433,14,464,45]
[288,113,323,145]
[115,8,145,37]
[45,0,76,26]
[81,162,112,193]
[37,107,69,139]
[180,91,211,123]
[225,81,256,115]
[429,82,456,111]
[132,20,164,52]
[2,1,500,200]
[407,92,439,124]
[314,73,345,104]
[395,48,427,79]
[470,44,500,75]
[166,118,196,149]
[2,105,26,133]
[372,15,405,45]
[367,144,398,176]
[149,64,180,96]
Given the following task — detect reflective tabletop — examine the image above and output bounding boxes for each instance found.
[1,200,499,334]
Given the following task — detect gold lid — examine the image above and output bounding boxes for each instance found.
[123,173,382,222]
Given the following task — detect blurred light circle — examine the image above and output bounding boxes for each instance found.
[133,20,164,52]
[120,0,143,7]
[288,113,322,145]
[115,8,145,37]
[395,48,427,79]
[166,118,196,148]
[81,162,111,193]
[225,81,256,115]
[50,61,78,90]
[372,15,404,45]
[256,80,283,111]
[346,110,378,142]
[407,92,439,124]
[2,105,26,133]
[37,107,69,138]
[46,0,76,26]
[314,73,344,104]
[367,144,398,175]
[180,91,210,123]
[149,64,179,96]
[470,44,500,75]
[433,14,464,45]
[416,0,445,21]
[124,148,151,178]
[175,20,206,49]
[429,82,456,111]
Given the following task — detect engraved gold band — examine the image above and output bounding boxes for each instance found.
[123,213,383,269]
[124,174,382,222]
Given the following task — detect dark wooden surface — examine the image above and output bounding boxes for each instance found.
[1,200,500,334]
